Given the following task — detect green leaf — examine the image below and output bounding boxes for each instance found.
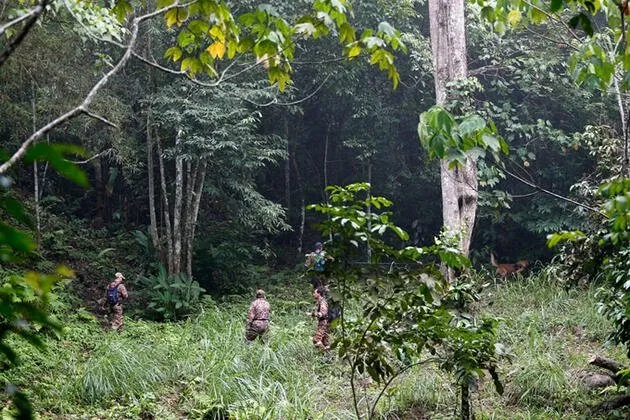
[347,43,361,58]
[481,133,500,152]
[568,13,593,36]
[164,46,183,62]
[177,30,196,48]
[458,115,486,137]
[111,0,133,22]
[550,0,563,12]
[23,144,88,188]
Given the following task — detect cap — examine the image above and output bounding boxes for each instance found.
[256,289,265,298]
[115,272,125,279]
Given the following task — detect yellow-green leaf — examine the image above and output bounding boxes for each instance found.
[507,9,521,27]
[177,7,189,26]
[209,25,225,42]
[165,9,178,28]
[348,43,361,58]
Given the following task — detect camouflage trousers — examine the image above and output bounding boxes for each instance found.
[108,303,124,331]
[245,320,269,342]
[312,320,330,350]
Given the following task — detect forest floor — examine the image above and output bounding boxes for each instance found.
[2,272,628,419]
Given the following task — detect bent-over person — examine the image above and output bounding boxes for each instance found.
[311,286,330,350]
[246,289,270,342]
[105,272,128,331]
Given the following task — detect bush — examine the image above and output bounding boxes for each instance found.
[137,266,206,321]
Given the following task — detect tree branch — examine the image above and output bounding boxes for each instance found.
[65,148,115,164]
[522,0,583,43]
[0,5,40,36]
[0,1,195,174]
[0,0,49,68]
[81,109,118,128]
[503,166,606,217]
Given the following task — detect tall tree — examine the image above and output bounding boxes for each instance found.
[428,0,477,258]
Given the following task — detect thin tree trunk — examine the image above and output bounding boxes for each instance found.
[284,114,291,213]
[186,160,207,281]
[146,109,162,259]
[172,129,184,275]
[156,130,173,273]
[182,159,197,278]
[292,151,305,256]
[298,195,305,255]
[460,383,471,420]
[323,127,333,242]
[366,162,372,263]
[31,81,40,249]
[429,0,477,259]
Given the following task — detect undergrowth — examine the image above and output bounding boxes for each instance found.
[0,272,626,419]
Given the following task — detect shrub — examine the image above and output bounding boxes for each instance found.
[138,266,206,321]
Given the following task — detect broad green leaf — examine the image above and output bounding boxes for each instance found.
[458,115,486,137]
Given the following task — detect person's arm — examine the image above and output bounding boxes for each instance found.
[118,284,128,299]
[313,300,328,319]
[248,303,256,323]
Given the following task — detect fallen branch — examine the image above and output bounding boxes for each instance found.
[589,354,625,375]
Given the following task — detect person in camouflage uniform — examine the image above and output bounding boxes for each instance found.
[304,242,333,289]
[104,272,128,331]
[310,286,330,350]
[245,289,270,342]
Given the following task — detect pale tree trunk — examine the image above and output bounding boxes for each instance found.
[429,0,477,258]
[146,110,162,259]
[292,154,305,256]
[31,81,41,249]
[172,129,184,275]
[156,131,174,273]
[186,160,207,280]
[323,126,333,242]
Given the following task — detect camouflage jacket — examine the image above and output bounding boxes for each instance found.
[248,298,270,323]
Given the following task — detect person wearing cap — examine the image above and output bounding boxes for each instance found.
[304,241,333,289]
[245,289,270,342]
[104,272,128,331]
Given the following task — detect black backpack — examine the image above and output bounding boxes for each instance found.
[106,284,119,305]
[327,305,341,323]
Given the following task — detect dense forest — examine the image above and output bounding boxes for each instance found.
[1,0,630,418]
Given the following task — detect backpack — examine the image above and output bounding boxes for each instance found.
[313,252,326,272]
[106,284,119,306]
[327,305,341,323]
